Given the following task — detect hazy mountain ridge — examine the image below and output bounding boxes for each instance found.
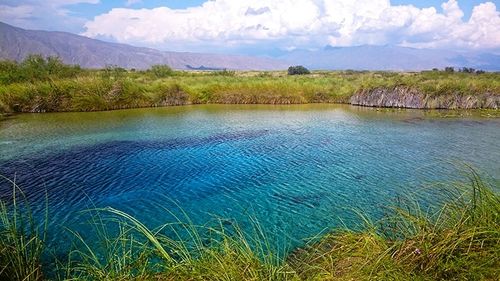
[281,45,500,71]
[0,22,288,70]
[1,22,498,71]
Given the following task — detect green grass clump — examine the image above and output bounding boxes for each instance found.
[0,177,47,281]
[55,207,293,281]
[0,169,499,280]
[290,169,500,280]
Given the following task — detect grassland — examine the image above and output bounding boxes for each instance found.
[0,56,499,114]
[1,169,499,281]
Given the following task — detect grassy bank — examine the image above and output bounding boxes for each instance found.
[1,170,499,280]
[0,57,499,113]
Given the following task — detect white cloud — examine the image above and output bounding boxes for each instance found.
[5,0,497,51]
[0,5,35,21]
[399,1,500,49]
[125,0,142,7]
[0,0,99,32]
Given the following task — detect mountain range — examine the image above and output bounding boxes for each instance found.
[281,45,500,71]
[0,22,287,70]
[1,21,499,71]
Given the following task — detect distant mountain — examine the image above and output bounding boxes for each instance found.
[2,22,498,71]
[0,22,288,70]
[280,45,500,71]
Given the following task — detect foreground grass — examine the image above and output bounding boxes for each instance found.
[289,170,500,280]
[0,67,499,113]
[1,169,499,280]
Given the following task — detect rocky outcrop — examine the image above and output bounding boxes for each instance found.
[350,87,500,109]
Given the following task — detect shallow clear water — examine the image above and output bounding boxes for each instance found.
[1,104,499,253]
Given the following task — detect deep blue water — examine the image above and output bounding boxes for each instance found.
[0,104,499,255]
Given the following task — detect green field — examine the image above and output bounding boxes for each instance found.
[1,56,499,114]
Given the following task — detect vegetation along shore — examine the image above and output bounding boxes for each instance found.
[0,55,499,115]
[1,169,499,280]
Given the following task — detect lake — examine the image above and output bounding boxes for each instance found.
[1,104,499,254]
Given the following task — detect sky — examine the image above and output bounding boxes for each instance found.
[1,0,499,55]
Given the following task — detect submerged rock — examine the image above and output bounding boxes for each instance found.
[350,87,499,109]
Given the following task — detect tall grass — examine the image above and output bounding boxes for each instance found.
[53,207,293,280]
[1,66,498,113]
[0,169,499,280]
[290,168,500,280]
[0,176,47,281]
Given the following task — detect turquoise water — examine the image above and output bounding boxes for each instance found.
[1,104,499,254]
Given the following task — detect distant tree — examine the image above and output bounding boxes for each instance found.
[150,64,174,78]
[103,65,126,79]
[444,66,455,73]
[432,68,439,71]
[46,56,64,73]
[475,69,485,74]
[45,56,81,77]
[460,67,475,73]
[21,54,49,80]
[288,65,310,75]
[211,69,236,76]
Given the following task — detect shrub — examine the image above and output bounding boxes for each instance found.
[0,55,81,84]
[211,69,236,76]
[460,67,476,73]
[153,82,189,106]
[288,65,310,75]
[102,65,127,80]
[0,60,20,84]
[149,64,174,78]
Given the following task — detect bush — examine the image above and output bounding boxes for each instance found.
[149,64,174,78]
[211,69,236,76]
[0,55,81,84]
[460,67,476,73]
[288,65,310,75]
[101,65,127,80]
[444,66,455,73]
[0,60,20,84]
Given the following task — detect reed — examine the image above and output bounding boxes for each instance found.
[0,176,47,281]
[1,66,498,114]
[289,168,500,280]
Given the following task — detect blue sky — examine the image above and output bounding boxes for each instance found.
[1,0,499,55]
[393,0,494,18]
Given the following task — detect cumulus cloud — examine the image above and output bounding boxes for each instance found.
[84,0,323,46]
[6,0,499,51]
[83,0,500,50]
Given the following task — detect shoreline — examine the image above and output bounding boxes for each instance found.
[2,100,499,117]
[1,70,499,114]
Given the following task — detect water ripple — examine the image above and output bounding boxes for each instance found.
[0,106,499,253]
